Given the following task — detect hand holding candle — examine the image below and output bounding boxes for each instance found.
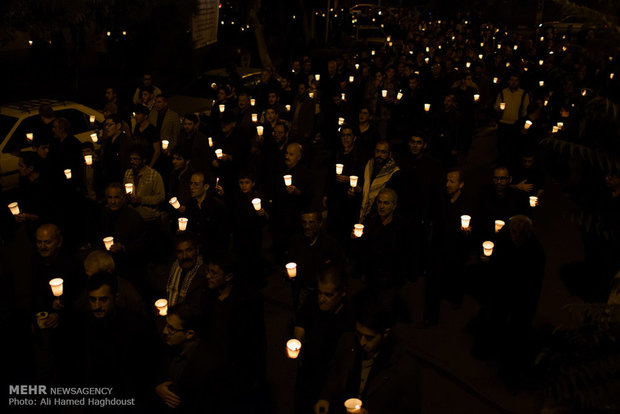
[8,202,20,215]
[284,175,292,187]
[349,175,358,188]
[252,198,262,211]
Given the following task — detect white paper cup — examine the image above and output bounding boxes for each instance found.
[353,224,364,238]
[286,262,297,278]
[286,339,301,359]
[482,241,494,257]
[155,299,168,316]
[103,236,114,251]
[252,198,261,211]
[178,217,188,231]
[49,278,64,296]
[169,197,181,209]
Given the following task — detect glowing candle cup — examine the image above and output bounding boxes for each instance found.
[474,94,480,102]
[286,262,297,278]
[495,220,505,233]
[26,132,34,141]
[103,236,114,251]
[250,98,256,106]
[161,140,169,150]
[424,103,431,112]
[208,137,213,147]
[338,117,344,126]
[344,398,363,413]
[8,202,20,215]
[461,215,471,230]
[353,224,364,238]
[64,169,72,179]
[482,241,494,257]
[284,175,292,186]
[499,102,506,111]
[335,164,344,175]
[285,104,291,112]
[90,133,98,143]
[89,115,96,124]
[155,299,168,316]
[84,154,93,165]
[215,149,223,159]
[257,126,264,136]
[252,198,261,211]
[178,218,188,231]
[286,339,301,359]
[169,197,181,209]
[349,175,358,188]
[382,89,388,98]
[529,196,538,207]
[252,113,258,123]
[524,120,532,130]
[49,278,64,297]
[219,104,225,113]
[125,183,134,194]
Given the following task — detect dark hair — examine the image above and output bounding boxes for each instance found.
[300,207,323,221]
[274,120,288,134]
[318,264,347,291]
[340,124,355,134]
[355,290,394,333]
[139,85,154,94]
[134,105,150,115]
[87,272,118,294]
[106,113,122,126]
[81,141,95,151]
[174,231,199,249]
[55,118,71,134]
[209,254,235,276]
[20,151,42,172]
[376,139,391,151]
[39,105,55,119]
[171,145,191,161]
[447,168,465,183]
[33,133,50,148]
[238,169,256,182]
[168,303,203,335]
[184,113,199,124]
[129,145,148,161]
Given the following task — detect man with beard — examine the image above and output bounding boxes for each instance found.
[177,113,211,174]
[165,232,205,307]
[123,146,165,224]
[131,104,159,168]
[101,114,132,185]
[314,294,420,414]
[154,303,231,412]
[358,141,399,224]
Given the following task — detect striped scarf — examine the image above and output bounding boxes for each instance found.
[166,255,203,306]
[359,157,400,223]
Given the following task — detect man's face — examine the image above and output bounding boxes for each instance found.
[142,75,153,87]
[522,156,534,169]
[105,88,116,102]
[273,125,286,143]
[268,93,278,106]
[103,119,121,138]
[301,213,321,240]
[172,154,188,171]
[135,112,147,124]
[238,95,249,109]
[261,70,271,83]
[298,84,307,96]
[238,178,254,194]
[163,314,189,347]
[318,281,345,312]
[183,119,197,134]
[36,228,62,259]
[340,128,355,148]
[408,78,419,90]
[51,120,62,138]
[358,109,370,123]
[356,322,385,357]
[88,285,116,319]
[265,108,277,123]
[106,187,125,211]
[327,61,337,76]
[154,97,167,112]
[408,136,425,156]
[284,144,301,169]
[374,143,390,166]
[217,89,227,102]
[176,241,198,271]
[508,76,519,90]
[446,171,464,196]
[190,174,208,198]
[376,192,397,219]
[206,263,230,290]
[35,144,50,159]
[493,168,511,193]
[129,153,145,172]
[141,90,153,103]
[444,95,455,110]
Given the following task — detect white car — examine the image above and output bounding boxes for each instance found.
[0,99,103,190]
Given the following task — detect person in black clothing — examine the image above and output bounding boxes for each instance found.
[184,171,229,257]
[178,113,211,174]
[101,114,132,185]
[168,146,193,209]
[14,152,58,231]
[294,265,354,414]
[132,104,159,168]
[323,125,365,245]
[258,120,288,200]
[50,117,84,187]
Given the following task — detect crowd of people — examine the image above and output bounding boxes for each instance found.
[1,7,619,414]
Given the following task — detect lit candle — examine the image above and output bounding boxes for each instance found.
[552,126,559,133]
[338,117,345,125]
[473,94,480,102]
[381,89,388,98]
[250,98,256,106]
[89,115,95,124]
[26,132,34,141]
[493,77,498,84]
[286,339,302,359]
[557,122,563,129]
[524,120,532,129]
[125,183,134,194]
[285,104,291,112]
[478,54,483,60]
[482,241,494,257]
[256,126,264,136]
[215,149,223,159]
[611,73,615,80]
[103,236,114,251]
[424,57,429,64]
[349,76,354,83]
[64,169,72,179]
[283,175,292,186]
[371,50,376,56]
[178,217,188,231]
[315,74,320,81]
[539,80,544,87]
[169,197,181,209]
[155,299,168,316]
[8,202,20,215]
[49,278,64,297]
[387,35,391,42]
[353,224,364,238]
[494,220,505,233]
[581,89,587,96]
[505,62,510,68]
[529,196,538,207]
[424,103,430,112]
[335,164,344,175]
[499,102,506,111]
[219,104,225,112]
[349,175,358,187]
[425,46,430,52]
[84,154,93,165]
[90,133,98,143]
[480,42,484,47]
[514,45,518,50]
[252,113,258,123]
[539,60,544,66]
[309,92,315,99]
[286,262,297,278]
[252,198,261,211]
[460,215,471,230]
[208,137,213,147]
[397,92,403,100]
[466,62,471,68]
[341,93,346,101]
[161,140,169,150]
[544,100,549,106]
[355,63,359,70]
[344,398,363,413]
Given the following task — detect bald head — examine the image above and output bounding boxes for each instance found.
[36,224,63,259]
[285,142,303,169]
[84,250,116,277]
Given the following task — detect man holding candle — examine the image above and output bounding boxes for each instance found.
[101,114,132,185]
[164,232,205,307]
[148,94,180,154]
[494,73,530,163]
[123,146,165,224]
[14,152,57,226]
[131,104,160,169]
[358,141,399,224]
[177,113,211,173]
[167,146,193,210]
[50,117,84,188]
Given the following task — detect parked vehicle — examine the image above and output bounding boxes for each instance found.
[0,99,102,190]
